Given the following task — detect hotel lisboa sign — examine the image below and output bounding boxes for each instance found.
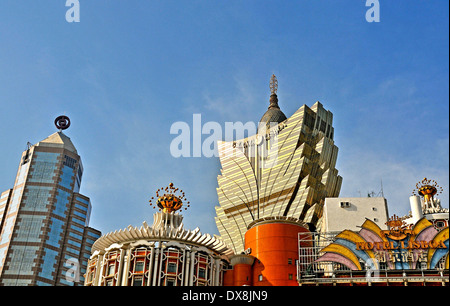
[316,216,449,271]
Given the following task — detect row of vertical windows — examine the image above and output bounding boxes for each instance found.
[76,166,83,186]
[59,165,74,190]
[63,155,77,169]
[0,217,15,245]
[29,161,58,184]
[38,248,59,281]
[15,215,45,243]
[86,247,215,286]
[47,218,65,248]
[16,163,29,185]
[5,245,39,276]
[22,186,52,212]
[314,116,333,139]
[53,189,70,218]
[34,152,60,162]
[8,187,23,214]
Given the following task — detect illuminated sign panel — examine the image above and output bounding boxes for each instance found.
[315,217,449,271]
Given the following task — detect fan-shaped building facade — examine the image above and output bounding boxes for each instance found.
[215,75,342,253]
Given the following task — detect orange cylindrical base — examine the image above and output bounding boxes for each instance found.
[245,221,310,286]
[232,263,252,286]
[223,269,234,286]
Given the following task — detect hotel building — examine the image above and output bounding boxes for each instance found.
[85,183,232,286]
[0,118,101,286]
[297,179,449,286]
[215,75,342,254]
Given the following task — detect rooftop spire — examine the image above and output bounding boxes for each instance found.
[268,74,280,109]
[269,74,278,95]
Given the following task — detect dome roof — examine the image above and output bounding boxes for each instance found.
[259,93,287,130]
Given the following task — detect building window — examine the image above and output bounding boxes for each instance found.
[166,278,176,286]
[288,258,292,265]
[133,277,143,286]
[107,264,115,276]
[198,267,206,279]
[64,155,77,169]
[22,150,30,165]
[258,274,263,282]
[135,261,145,273]
[167,262,177,273]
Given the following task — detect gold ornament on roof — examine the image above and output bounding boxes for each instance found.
[149,183,190,213]
[412,178,443,202]
[383,214,411,241]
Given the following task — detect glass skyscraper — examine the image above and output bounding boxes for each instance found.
[0,130,101,286]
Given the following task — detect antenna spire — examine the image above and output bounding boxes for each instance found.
[269,74,278,95]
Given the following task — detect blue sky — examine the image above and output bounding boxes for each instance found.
[0,1,448,236]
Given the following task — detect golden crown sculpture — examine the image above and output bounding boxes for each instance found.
[412,178,443,202]
[385,214,407,229]
[149,183,190,213]
[383,214,411,240]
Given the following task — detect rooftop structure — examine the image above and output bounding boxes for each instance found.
[406,178,449,229]
[321,197,389,232]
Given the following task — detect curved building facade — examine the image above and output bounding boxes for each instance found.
[224,216,312,286]
[85,184,232,286]
[245,217,310,286]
